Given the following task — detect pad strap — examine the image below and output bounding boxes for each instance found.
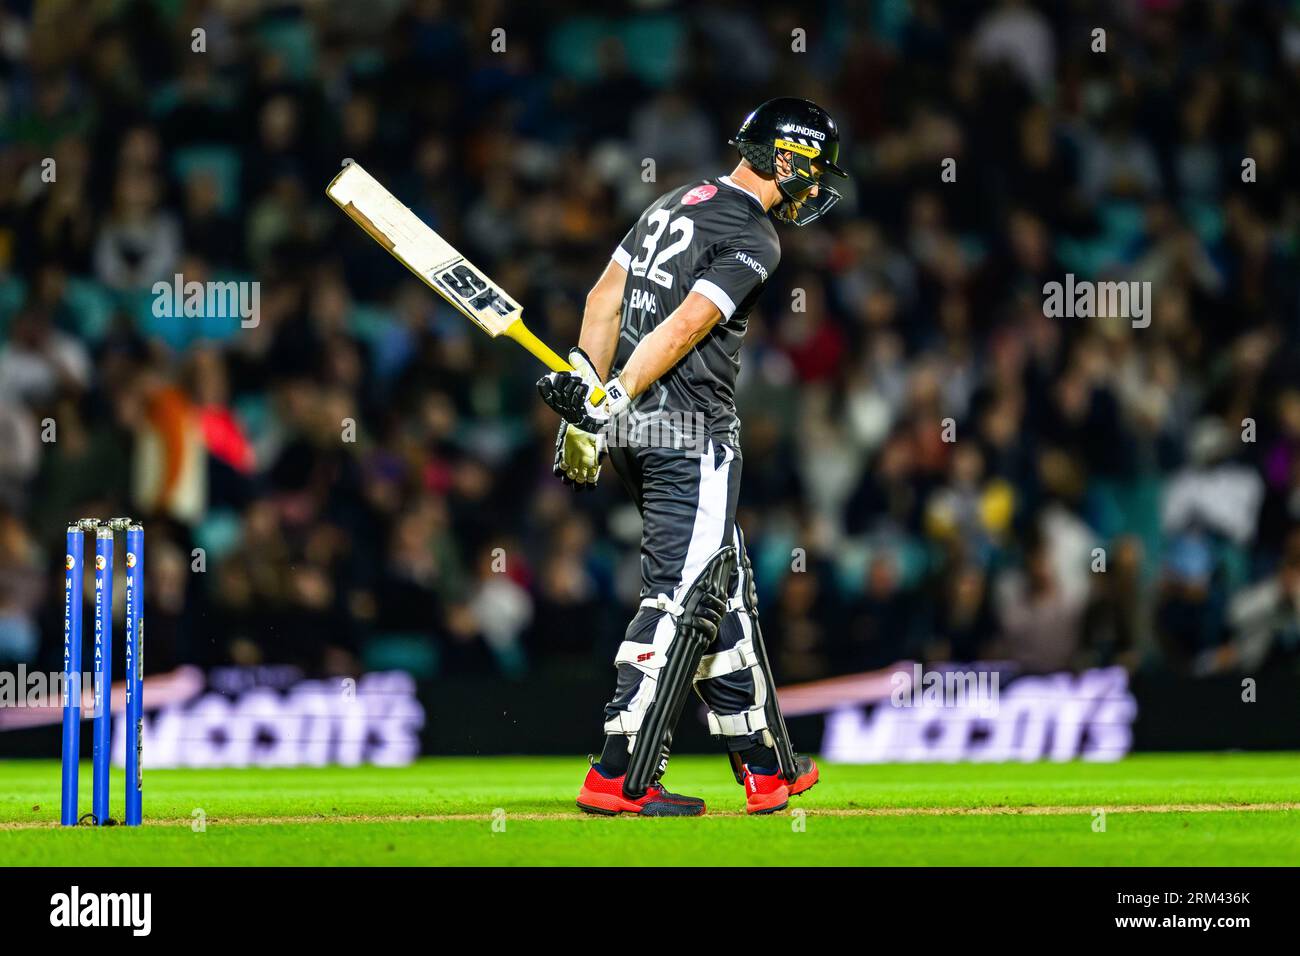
[707,706,770,737]
[695,636,757,680]
[604,709,645,735]
[639,594,685,617]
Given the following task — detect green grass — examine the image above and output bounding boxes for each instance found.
[2,754,1298,866]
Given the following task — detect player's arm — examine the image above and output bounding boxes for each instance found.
[577,258,627,380]
[539,290,723,430]
[616,292,723,398]
[617,232,776,398]
[540,257,628,492]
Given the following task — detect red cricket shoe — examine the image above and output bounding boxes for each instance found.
[788,754,820,797]
[576,764,707,817]
[742,755,819,814]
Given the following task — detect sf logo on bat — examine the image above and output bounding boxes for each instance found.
[432,262,516,321]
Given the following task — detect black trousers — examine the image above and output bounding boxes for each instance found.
[602,438,766,755]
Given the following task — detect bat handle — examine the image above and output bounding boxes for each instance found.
[506,320,607,405]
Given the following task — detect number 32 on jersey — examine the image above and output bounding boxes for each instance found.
[628,210,694,289]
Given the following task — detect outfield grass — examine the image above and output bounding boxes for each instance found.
[2,754,1297,866]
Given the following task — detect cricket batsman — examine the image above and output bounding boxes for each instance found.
[538,98,847,816]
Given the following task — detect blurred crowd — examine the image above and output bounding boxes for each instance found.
[1,0,1299,685]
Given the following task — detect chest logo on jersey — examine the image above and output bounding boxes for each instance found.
[629,288,658,314]
[681,184,717,205]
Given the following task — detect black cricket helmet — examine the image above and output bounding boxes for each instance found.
[729,97,848,226]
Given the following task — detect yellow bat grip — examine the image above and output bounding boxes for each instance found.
[505,319,607,405]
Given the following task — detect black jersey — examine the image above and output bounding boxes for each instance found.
[611,176,781,445]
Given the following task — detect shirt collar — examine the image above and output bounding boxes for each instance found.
[718,175,765,210]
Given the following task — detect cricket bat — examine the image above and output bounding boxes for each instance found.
[326,162,602,403]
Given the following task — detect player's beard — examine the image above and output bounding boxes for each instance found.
[773,184,840,226]
[774,192,814,225]
[775,197,804,224]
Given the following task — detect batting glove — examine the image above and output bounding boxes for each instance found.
[554,420,603,490]
[537,347,630,435]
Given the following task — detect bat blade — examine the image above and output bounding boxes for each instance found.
[326,162,603,404]
[326,162,520,338]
